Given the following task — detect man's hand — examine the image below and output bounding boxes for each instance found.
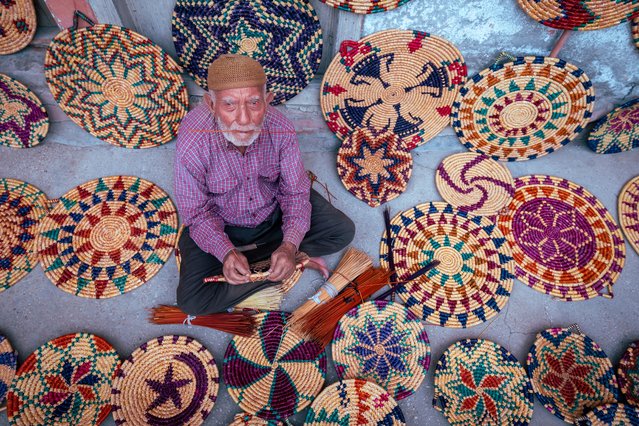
[223,249,251,285]
[269,242,296,281]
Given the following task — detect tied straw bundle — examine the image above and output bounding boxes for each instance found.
[149,305,257,337]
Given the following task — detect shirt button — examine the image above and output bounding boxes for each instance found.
[249,197,253,201]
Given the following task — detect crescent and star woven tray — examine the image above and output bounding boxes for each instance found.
[0,73,49,148]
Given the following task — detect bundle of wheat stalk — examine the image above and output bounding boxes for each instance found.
[149,305,257,337]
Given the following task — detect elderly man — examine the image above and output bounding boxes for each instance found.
[174,54,355,315]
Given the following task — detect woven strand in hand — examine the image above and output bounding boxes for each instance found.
[203,252,310,283]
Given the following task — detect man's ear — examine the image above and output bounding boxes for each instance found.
[204,92,216,116]
[265,91,275,105]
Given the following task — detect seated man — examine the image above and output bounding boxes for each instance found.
[174,54,355,315]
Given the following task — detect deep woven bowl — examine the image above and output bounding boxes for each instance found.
[0,335,17,406]
[172,0,322,105]
[617,341,639,407]
[7,333,120,426]
[587,98,639,154]
[619,175,639,256]
[318,0,413,14]
[36,176,178,299]
[379,202,515,328]
[0,178,49,293]
[497,175,626,301]
[527,326,619,423]
[44,24,188,149]
[321,29,467,149]
[433,339,534,425]
[581,403,639,425]
[0,0,36,55]
[0,73,49,148]
[517,0,639,31]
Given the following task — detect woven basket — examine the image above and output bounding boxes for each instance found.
[0,0,36,55]
[497,175,626,301]
[111,335,218,426]
[633,16,639,49]
[433,339,534,425]
[44,23,188,148]
[527,325,619,423]
[318,0,413,14]
[6,332,120,426]
[0,73,49,148]
[580,403,639,425]
[305,379,405,425]
[321,29,466,149]
[379,202,515,328]
[619,175,639,256]
[36,176,178,299]
[0,178,49,293]
[517,0,639,31]
[229,413,283,425]
[435,152,514,217]
[223,311,326,421]
[0,335,17,406]
[587,98,639,154]
[617,341,639,407]
[172,0,322,105]
[337,127,412,207]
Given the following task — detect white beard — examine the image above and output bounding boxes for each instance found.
[217,117,262,147]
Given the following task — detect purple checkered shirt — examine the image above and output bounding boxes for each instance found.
[174,103,311,262]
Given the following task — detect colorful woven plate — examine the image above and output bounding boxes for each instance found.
[433,339,534,425]
[321,30,467,148]
[306,379,405,425]
[588,98,639,154]
[498,175,626,300]
[332,300,430,400]
[617,341,639,406]
[633,16,639,49]
[0,74,49,148]
[379,202,515,328]
[36,176,178,299]
[619,176,639,256]
[44,24,188,149]
[172,0,322,105]
[436,152,515,216]
[318,0,413,14]
[517,0,639,31]
[452,56,594,161]
[111,335,218,426]
[0,0,36,55]
[0,178,49,293]
[337,127,412,207]
[0,335,17,406]
[527,326,619,423]
[580,403,639,425]
[6,332,120,426]
[223,311,326,421]
[229,413,283,425]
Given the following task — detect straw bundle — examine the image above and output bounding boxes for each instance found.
[149,305,257,337]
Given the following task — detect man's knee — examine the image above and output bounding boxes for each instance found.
[333,215,356,249]
[176,275,225,315]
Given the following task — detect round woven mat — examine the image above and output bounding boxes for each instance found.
[436,152,515,216]
[111,335,218,426]
[619,175,639,256]
[321,29,466,148]
[0,335,17,406]
[634,16,639,49]
[582,403,639,425]
[172,0,322,105]
[318,0,413,14]
[44,24,188,149]
[332,300,430,400]
[617,341,639,407]
[452,56,594,161]
[587,98,639,154]
[223,311,326,421]
[0,178,49,293]
[0,73,49,148]
[379,202,515,328]
[433,339,534,425]
[229,413,283,425]
[527,326,619,423]
[6,332,120,426]
[498,175,626,300]
[36,176,178,299]
[0,0,36,55]
[305,379,405,425]
[517,0,639,31]
[337,127,412,207]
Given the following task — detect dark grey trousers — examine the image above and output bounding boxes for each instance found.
[176,189,355,314]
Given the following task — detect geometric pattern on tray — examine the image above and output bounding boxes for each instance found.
[229,413,283,425]
[36,176,178,298]
[433,339,534,425]
[0,335,17,406]
[619,175,639,256]
[0,73,49,148]
[0,0,37,55]
[332,300,430,400]
[617,341,639,407]
[318,0,413,14]
[452,56,594,161]
[379,202,515,328]
[497,175,626,301]
[45,24,188,149]
[587,98,639,154]
[634,16,639,49]
[582,403,639,425]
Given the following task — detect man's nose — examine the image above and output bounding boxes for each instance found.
[236,104,250,126]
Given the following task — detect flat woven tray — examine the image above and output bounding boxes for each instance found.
[379,202,515,328]
[111,335,219,426]
[433,339,534,425]
[0,0,36,55]
[619,175,639,256]
[617,341,639,407]
[498,175,626,300]
[229,413,283,425]
[452,56,594,161]
[580,403,639,425]
[36,176,178,299]
[634,16,639,49]
[7,332,120,426]
[0,73,49,148]
[45,24,188,149]
[321,29,466,149]
[0,335,17,406]
[318,0,413,14]
[587,98,639,154]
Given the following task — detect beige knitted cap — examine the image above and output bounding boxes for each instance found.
[207,54,267,91]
